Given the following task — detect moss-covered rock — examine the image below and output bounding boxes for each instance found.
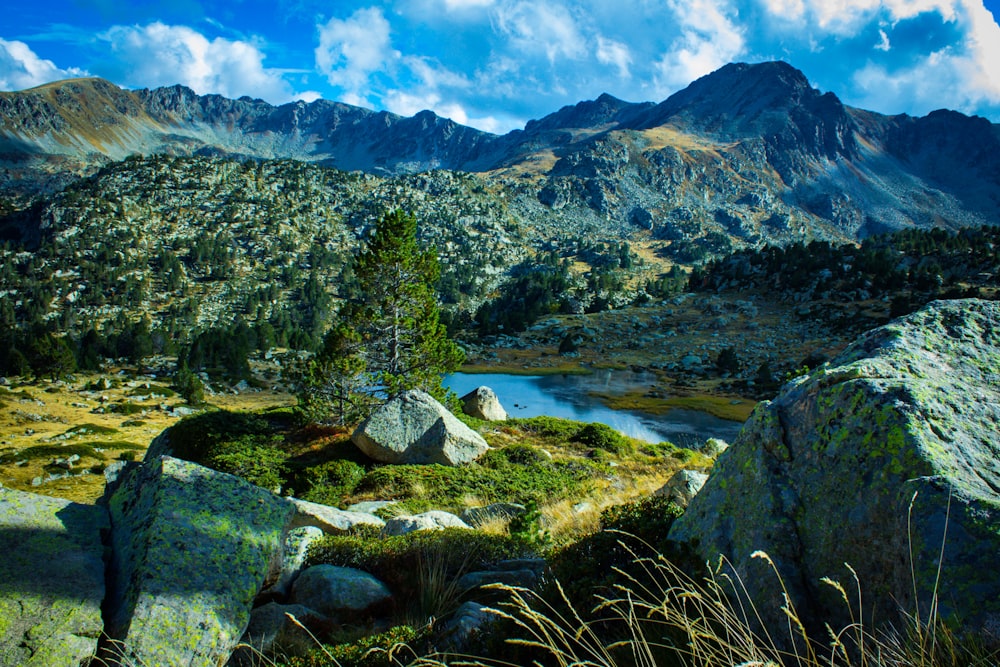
[670,299,1000,640]
[0,488,108,667]
[103,455,296,666]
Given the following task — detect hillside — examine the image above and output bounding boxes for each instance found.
[2,61,999,250]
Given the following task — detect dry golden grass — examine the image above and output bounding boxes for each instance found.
[0,374,293,504]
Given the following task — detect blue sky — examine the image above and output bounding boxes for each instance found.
[2,0,999,133]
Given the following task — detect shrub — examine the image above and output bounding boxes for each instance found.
[352,457,593,514]
[547,496,686,613]
[167,410,271,463]
[308,528,533,604]
[300,459,366,506]
[284,624,426,667]
[206,434,288,491]
[507,415,580,439]
[571,422,632,455]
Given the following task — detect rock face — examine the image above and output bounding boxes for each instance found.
[461,386,508,421]
[0,488,108,666]
[669,299,1000,639]
[104,456,296,667]
[654,469,708,508]
[352,390,490,465]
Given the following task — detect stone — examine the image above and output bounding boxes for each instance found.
[347,500,398,515]
[442,601,496,649]
[351,390,489,465]
[262,526,326,600]
[0,488,108,667]
[460,502,527,529]
[461,386,508,421]
[457,568,540,592]
[669,300,1000,641]
[701,437,729,458]
[381,510,472,537]
[233,602,329,660]
[103,456,296,667]
[290,565,392,618]
[290,498,385,534]
[654,469,709,508]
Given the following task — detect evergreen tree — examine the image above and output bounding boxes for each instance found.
[302,210,463,422]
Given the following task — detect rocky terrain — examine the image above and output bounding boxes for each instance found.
[1,299,998,665]
[3,61,999,248]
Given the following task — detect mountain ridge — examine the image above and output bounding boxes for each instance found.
[3,60,1000,249]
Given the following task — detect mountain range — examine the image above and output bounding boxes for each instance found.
[3,60,999,249]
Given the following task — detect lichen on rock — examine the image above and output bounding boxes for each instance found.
[103,455,296,667]
[0,488,108,667]
[669,299,1000,641]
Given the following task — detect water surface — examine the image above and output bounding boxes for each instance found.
[445,370,744,446]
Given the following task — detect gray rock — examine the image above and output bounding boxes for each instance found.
[291,565,392,617]
[460,502,526,528]
[0,488,108,667]
[457,568,540,592]
[262,526,326,600]
[654,469,709,508]
[701,437,729,458]
[442,601,496,649]
[234,602,328,660]
[669,300,1000,641]
[103,456,296,667]
[461,386,508,421]
[347,500,398,515]
[381,510,472,536]
[290,498,385,534]
[351,390,489,465]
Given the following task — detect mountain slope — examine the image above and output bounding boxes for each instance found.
[2,61,999,249]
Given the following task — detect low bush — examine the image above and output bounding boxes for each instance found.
[352,454,594,514]
[298,459,367,506]
[571,422,633,455]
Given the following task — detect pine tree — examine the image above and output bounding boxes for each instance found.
[302,210,464,423]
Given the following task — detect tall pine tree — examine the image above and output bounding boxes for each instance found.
[301,210,463,423]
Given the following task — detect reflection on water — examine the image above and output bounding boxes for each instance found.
[444,370,744,446]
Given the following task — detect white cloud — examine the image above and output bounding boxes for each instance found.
[654,0,746,92]
[100,23,298,103]
[495,2,587,63]
[849,0,1000,115]
[875,28,891,50]
[315,7,399,96]
[443,0,495,8]
[596,36,632,78]
[0,38,86,91]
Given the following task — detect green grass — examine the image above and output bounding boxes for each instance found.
[0,443,101,464]
[62,423,119,437]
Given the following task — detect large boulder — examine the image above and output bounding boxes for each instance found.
[103,456,296,667]
[290,565,392,618]
[669,300,1000,640]
[0,488,108,666]
[461,386,508,421]
[351,390,489,465]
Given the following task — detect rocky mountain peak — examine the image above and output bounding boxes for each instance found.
[629,60,857,163]
[523,93,649,133]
